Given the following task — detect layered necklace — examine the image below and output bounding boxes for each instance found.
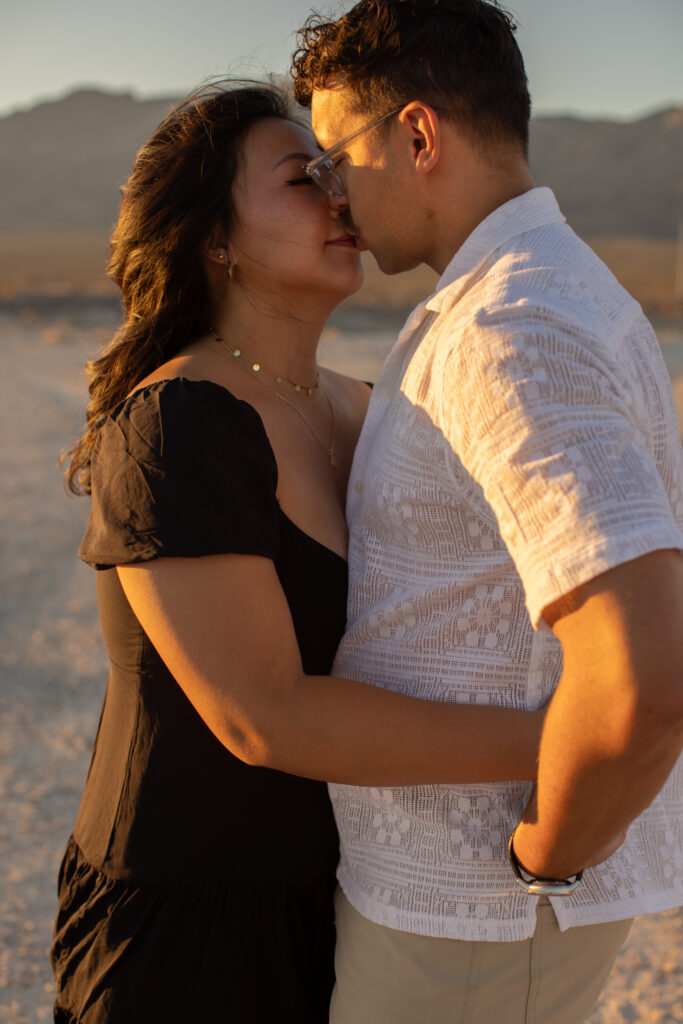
[212,329,337,471]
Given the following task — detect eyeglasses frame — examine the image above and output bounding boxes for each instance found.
[304,105,405,198]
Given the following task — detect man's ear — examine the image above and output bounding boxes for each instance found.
[398,102,440,174]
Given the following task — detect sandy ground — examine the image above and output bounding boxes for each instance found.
[1,305,682,1023]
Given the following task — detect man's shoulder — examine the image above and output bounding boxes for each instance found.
[491,226,625,304]
[443,224,643,342]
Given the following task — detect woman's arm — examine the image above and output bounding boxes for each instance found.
[118,552,542,785]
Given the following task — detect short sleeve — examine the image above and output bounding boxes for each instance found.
[79,379,280,569]
[443,302,683,628]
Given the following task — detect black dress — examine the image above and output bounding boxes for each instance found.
[51,379,347,1024]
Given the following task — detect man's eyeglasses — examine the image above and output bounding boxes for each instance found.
[304,106,404,199]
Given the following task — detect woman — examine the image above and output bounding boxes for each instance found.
[52,84,542,1023]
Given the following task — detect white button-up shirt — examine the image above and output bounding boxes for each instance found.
[331,187,683,941]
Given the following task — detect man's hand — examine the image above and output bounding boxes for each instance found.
[513,791,626,878]
[513,549,683,881]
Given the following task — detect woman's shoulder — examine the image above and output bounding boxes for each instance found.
[122,376,249,417]
[111,377,269,444]
[95,377,277,487]
[82,376,280,569]
[320,369,372,418]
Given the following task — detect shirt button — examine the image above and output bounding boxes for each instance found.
[354,480,363,493]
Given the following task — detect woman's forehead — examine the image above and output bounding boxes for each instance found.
[242,117,318,167]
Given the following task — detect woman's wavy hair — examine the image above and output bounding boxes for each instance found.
[291,0,530,152]
[64,82,290,494]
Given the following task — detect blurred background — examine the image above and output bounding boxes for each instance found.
[1,2,682,1022]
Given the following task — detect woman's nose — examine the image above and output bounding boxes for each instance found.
[327,191,349,218]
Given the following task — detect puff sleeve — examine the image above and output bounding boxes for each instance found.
[79,379,280,569]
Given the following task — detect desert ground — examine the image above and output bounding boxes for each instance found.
[1,300,682,1023]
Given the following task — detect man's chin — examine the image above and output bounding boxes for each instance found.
[372,249,423,277]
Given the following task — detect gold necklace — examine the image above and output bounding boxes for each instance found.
[213,331,337,471]
[212,329,320,395]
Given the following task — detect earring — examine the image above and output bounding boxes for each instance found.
[216,251,235,279]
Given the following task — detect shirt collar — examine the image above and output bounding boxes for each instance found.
[425,187,566,315]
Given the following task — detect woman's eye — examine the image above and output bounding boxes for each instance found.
[286,177,313,186]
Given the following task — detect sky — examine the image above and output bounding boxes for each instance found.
[2,0,682,121]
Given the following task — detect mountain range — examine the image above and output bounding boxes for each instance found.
[1,88,682,240]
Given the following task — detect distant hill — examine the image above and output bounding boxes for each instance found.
[530,108,683,240]
[0,88,681,240]
[0,90,177,235]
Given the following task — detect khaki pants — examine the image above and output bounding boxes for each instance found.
[330,889,632,1024]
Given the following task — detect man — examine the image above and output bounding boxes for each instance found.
[291,1,683,1021]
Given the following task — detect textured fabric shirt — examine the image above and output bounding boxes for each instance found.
[331,187,683,942]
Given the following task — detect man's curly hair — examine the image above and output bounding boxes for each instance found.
[291,0,530,152]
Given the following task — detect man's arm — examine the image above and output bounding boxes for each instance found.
[512,548,683,880]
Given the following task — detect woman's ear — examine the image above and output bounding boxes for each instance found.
[398,102,440,174]
[205,248,229,266]
[202,225,232,267]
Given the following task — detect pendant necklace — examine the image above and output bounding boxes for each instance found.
[212,329,337,471]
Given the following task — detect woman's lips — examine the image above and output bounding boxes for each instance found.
[326,233,358,248]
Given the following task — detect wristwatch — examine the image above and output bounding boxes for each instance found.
[507,828,584,895]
